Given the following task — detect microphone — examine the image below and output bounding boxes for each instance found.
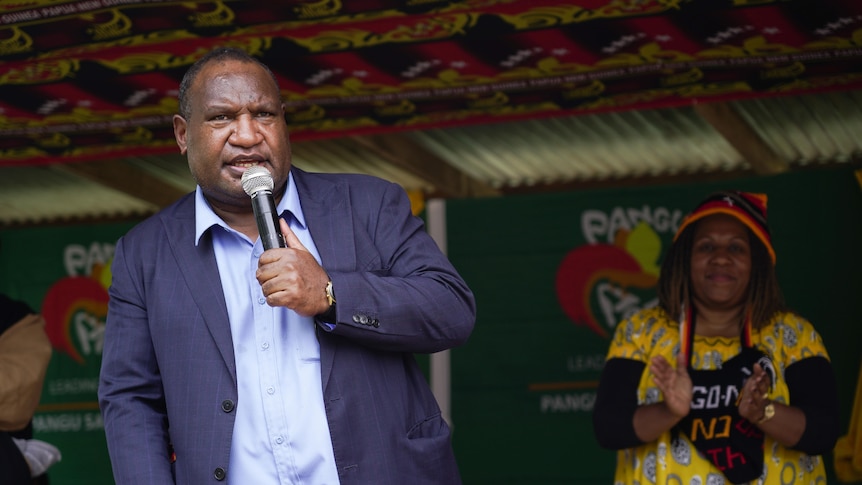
[240,166,286,250]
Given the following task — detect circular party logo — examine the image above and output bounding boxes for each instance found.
[41,263,111,365]
[555,221,662,338]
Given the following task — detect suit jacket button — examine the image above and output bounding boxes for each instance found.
[214,467,226,481]
[221,400,234,413]
[352,315,361,323]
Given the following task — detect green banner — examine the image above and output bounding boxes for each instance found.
[0,221,136,485]
[446,166,862,484]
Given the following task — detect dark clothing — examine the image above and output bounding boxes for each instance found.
[0,293,31,332]
[0,431,32,485]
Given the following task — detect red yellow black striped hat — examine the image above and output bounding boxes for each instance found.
[673,191,776,264]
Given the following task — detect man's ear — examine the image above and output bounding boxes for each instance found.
[172,114,188,155]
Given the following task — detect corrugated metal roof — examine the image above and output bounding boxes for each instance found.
[293,139,436,192]
[741,90,862,165]
[0,165,158,226]
[1,88,860,228]
[410,107,735,186]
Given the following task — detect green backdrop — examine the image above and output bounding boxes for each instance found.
[0,220,137,485]
[1,165,860,484]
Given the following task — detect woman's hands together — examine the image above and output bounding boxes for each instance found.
[650,352,693,418]
[633,352,693,442]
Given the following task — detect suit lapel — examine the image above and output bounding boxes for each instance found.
[163,198,237,384]
[293,168,356,391]
[159,170,352,388]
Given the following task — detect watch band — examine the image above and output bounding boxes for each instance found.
[316,280,337,325]
[325,280,336,306]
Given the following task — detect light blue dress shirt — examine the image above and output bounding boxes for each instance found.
[194,172,340,484]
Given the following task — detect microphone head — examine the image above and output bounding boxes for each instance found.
[241,166,274,196]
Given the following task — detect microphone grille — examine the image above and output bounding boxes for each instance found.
[241,166,274,196]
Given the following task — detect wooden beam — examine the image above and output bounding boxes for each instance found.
[694,101,789,175]
[350,134,500,198]
[58,159,189,208]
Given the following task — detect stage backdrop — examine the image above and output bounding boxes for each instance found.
[1,165,861,484]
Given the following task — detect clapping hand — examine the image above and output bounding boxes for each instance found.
[650,352,694,418]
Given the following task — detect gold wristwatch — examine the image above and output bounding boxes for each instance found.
[758,402,775,424]
[325,280,336,307]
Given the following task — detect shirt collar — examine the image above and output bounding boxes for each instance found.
[194,170,304,246]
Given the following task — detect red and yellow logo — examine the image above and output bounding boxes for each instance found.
[555,221,662,338]
[41,263,111,364]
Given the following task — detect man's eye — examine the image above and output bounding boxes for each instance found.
[211,114,229,121]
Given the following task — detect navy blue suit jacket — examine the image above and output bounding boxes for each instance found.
[98,167,476,484]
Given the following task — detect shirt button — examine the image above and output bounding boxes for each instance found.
[267,387,275,395]
[275,436,284,444]
[261,342,269,350]
[258,297,266,304]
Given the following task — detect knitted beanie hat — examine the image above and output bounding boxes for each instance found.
[673,191,776,264]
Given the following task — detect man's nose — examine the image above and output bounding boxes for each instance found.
[230,115,261,146]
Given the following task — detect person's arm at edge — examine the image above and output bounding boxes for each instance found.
[0,314,51,431]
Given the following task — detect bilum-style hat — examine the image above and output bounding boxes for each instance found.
[673,191,776,264]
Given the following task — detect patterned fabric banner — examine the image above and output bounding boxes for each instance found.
[1,0,861,165]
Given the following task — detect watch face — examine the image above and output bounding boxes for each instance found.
[763,403,775,421]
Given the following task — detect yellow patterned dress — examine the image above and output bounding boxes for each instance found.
[606,307,831,485]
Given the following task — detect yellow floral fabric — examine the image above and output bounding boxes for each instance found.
[607,306,830,485]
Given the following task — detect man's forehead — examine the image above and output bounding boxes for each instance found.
[194,62,277,97]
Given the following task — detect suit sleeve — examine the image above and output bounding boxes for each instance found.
[98,235,175,484]
[323,181,476,354]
